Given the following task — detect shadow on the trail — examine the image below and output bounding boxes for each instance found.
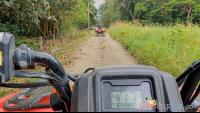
[94,34,106,37]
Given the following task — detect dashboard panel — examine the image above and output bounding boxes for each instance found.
[71,65,184,112]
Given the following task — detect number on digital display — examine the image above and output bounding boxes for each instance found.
[125,93,128,102]
[111,92,120,103]
[111,91,142,109]
[112,94,118,101]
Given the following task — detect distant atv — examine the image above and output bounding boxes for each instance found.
[95,27,106,37]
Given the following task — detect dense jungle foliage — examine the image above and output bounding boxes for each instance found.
[0,0,98,38]
[100,0,200,27]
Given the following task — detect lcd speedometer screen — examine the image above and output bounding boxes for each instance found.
[102,81,153,111]
[111,91,142,108]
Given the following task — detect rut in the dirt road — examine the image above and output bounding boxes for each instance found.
[64,34,138,77]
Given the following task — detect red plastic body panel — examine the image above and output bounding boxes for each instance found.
[0,92,55,112]
[102,28,106,32]
[95,28,98,32]
[95,28,106,32]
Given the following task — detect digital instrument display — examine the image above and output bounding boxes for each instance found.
[102,80,153,111]
[111,91,142,109]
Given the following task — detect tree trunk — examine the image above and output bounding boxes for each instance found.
[138,11,141,19]
[187,5,192,22]
[25,21,32,37]
[49,20,52,35]
[37,24,45,36]
[46,20,48,36]
[44,19,46,37]
[130,8,134,21]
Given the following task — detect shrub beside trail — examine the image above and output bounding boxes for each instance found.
[109,21,200,77]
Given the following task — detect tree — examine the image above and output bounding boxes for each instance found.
[0,0,97,37]
[99,0,200,26]
[134,2,147,20]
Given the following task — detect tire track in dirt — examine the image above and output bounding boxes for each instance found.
[64,34,138,85]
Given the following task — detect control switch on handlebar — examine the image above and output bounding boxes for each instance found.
[13,44,36,70]
[14,44,31,69]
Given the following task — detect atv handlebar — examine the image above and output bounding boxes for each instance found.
[14,44,67,80]
[13,44,72,111]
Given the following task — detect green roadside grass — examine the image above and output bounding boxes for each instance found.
[109,21,200,78]
[0,30,94,98]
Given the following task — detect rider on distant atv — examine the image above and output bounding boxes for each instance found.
[97,22,103,29]
[95,22,106,37]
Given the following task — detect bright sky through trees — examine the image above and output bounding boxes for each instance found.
[94,0,105,8]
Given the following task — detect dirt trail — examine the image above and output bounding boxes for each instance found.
[64,34,138,84]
